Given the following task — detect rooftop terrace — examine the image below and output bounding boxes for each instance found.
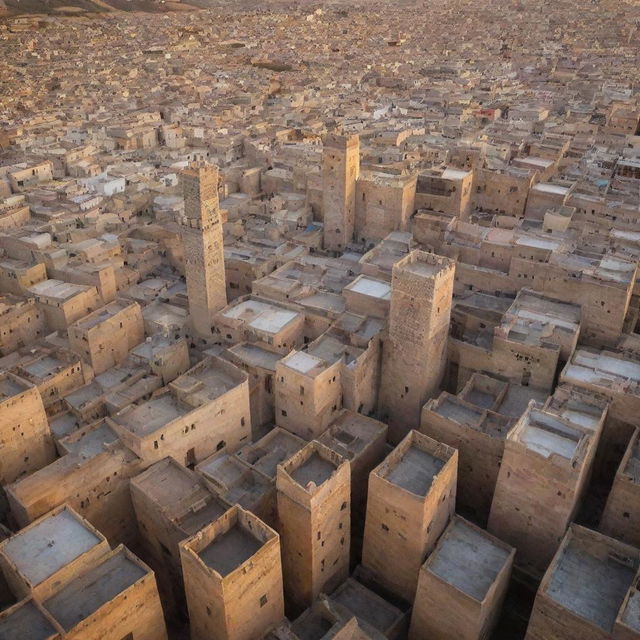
[544,527,639,633]
[427,517,512,601]
[0,600,58,640]
[1,508,103,589]
[235,427,305,479]
[198,523,262,577]
[43,549,147,632]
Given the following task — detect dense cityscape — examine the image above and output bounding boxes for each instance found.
[0,0,640,638]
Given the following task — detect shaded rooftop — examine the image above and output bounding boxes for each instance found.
[0,600,58,640]
[381,444,445,497]
[1,508,102,588]
[43,550,147,632]
[545,531,638,633]
[428,518,511,601]
[198,522,262,577]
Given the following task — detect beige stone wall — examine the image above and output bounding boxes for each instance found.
[180,507,284,640]
[7,438,142,548]
[380,251,455,440]
[68,301,144,375]
[362,431,457,603]
[322,135,359,252]
[448,335,559,393]
[0,376,55,485]
[509,257,634,348]
[275,357,342,440]
[421,400,505,524]
[600,429,640,548]
[50,264,117,304]
[414,171,472,219]
[35,286,101,332]
[180,164,227,338]
[472,168,535,217]
[341,337,380,417]
[277,443,350,616]
[0,301,46,356]
[112,362,251,466]
[488,412,600,577]
[409,519,514,640]
[355,175,416,245]
[63,547,168,640]
[0,262,46,296]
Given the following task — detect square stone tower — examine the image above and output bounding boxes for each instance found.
[322,134,359,254]
[180,162,227,338]
[276,441,351,616]
[179,505,284,640]
[379,250,455,442]
[487,401,603,578]
[361,430,457,604]
[409,516,514,640]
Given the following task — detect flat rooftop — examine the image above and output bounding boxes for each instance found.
[291,452,337,487]
[0,375,28,400]
[620,589,640,632]
[28,279,88,302]
[2,509,102,587]
[222,298,300,335]
[519,410,582,460]
[43,550,147,632]
[198,523,262,577]
[403,259,441,278]
[133,459,228,533]
[308,335,359,365]
[228,342,282,371]
[169,359,240,404]
[61,421,119,459]
[71,300,130,331]
[383,445,445,497]
[436,396,484,427]
[564,349,640,395]
[236,428,305,479]
[20,355,66,380]
[291,607,339,640]
[344,275,391,300]
[318,411,387,459]
[546,535,637,632]
[283,350,327,376]
[113,393,184,436]
[428,518,511,601]
[198,455,270,509]
[330,578,402,634]
[0,600,58,640]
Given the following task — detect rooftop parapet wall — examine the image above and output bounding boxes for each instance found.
[277,441,350,510]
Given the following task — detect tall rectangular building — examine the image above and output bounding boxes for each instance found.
[599,427,640,549]
[180,162,227,338]
[179,505,284,640]
[322,134,359,254]
[379,250,455,442]
[409,516,514,640]
[0,372,55,486]
[361,430,457,604]
[277,441,350,616]
[488,401,603,578]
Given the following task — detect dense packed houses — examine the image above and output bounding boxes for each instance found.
[1,0,640,638]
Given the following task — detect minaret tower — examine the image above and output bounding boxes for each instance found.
[180,162,227,338]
